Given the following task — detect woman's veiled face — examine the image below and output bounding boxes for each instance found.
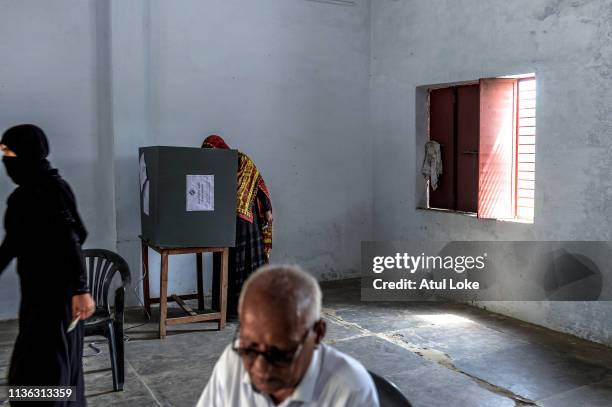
[0,144,17,157]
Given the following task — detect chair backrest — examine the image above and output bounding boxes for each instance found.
[369,370,412,407]
[82,249,131,312]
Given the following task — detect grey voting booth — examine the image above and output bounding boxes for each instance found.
[138,146,238,338]
[139,146,238,247]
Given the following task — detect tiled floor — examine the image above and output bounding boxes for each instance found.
[1,278,611,406]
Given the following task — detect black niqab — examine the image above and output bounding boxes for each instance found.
[1,124,52,185]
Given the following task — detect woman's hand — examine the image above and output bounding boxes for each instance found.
[72,293,96,320]
[264,210,273,228]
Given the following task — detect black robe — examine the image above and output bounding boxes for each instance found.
[0,169,88,406]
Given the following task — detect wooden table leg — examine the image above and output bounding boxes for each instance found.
[196,252,204,310]
[159,252,169,339]
[212,252,220,311]
[218,248,228,330]
[141,241,151,316]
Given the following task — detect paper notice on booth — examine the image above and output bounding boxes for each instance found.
[186,175,214,211]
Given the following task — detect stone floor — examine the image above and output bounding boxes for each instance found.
[1,278,612,406]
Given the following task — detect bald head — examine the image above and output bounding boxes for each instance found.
[238,265,322,329]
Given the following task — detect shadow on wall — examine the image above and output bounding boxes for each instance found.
[543,249,602,301]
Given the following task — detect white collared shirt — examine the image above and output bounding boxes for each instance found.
[196,343,380,407]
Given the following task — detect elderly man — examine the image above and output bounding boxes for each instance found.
[197,265,379,406]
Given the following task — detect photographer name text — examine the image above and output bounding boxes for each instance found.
[373,278,480,290]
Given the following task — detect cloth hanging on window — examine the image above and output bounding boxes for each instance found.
[421,140,443,190]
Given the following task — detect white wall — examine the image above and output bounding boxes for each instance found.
[0,0,372,314]
[370,0,612,345]
[0,0,116,319]
[143,0,372,290]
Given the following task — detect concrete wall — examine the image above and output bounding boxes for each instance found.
[370,0,612,345]
[0,0,372,314]
[0,0,116,319]
[134,0,372,299]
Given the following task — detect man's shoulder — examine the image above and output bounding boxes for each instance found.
[215,344,242,375]
[196,344,243,407]
[314,344,379,405]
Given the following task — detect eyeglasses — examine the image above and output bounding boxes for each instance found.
[231,323,317,368]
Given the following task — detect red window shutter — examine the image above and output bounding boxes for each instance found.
[456,84,480,213]
[429,87,455,210]
[516,78,536,220]
[478,78,517,219]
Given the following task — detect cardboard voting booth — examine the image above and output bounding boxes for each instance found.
[138,146,238,247]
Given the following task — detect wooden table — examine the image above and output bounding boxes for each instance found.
[140,238,228,339]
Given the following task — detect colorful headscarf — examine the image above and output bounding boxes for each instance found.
[201,135,230,150]
[202,135,273,260]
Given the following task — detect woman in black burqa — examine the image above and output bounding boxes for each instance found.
[0,124,95,406]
